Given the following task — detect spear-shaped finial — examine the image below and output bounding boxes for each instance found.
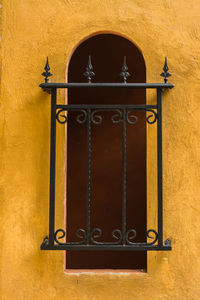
[120,56,130,83]
[42,57,52,83]
[160,57,171,83]
[83,55,95,83]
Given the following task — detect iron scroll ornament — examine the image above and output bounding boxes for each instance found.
[55,108,157,125]
[54,228,87,245]
[56,109,88,124]
[54,228,158,246]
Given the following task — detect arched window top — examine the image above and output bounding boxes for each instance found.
[68,33,146,84]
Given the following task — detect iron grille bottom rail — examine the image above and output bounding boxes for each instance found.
[41,244,171,251]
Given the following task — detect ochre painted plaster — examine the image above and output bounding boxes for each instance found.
[1,0,200,299]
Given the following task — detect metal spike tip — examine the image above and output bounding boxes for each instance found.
[42,56,52,83]
[45,57,50,72]
[160,57,171,83]
[83,55,95,83]
[88,55,92,68]
[120,56,130,83]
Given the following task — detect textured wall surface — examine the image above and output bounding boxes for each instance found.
[1,0,200,299]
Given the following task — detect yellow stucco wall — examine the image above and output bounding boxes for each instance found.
[1,0,200,299]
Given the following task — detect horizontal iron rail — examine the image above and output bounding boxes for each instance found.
[41,244,171,251]
[56,104,157,110]
[40,82,174,89]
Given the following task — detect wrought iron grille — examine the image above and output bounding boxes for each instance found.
[40,56,174,251]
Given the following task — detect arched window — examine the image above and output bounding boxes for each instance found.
[66,34,147,270]
[40,32,173,271]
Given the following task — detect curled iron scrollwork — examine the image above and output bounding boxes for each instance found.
[90,228,122,245]
[89,228,157,245]
[54,229,66,244]
[90,109,141,125]
[76,110,88,124]
[54,228,87,245]
[91,109,123,125]
[125,229,137,244]
[75,228,87,244]
[90,228,102,243]
[91,110,103,125]
[146,229,158,245]
[54,228,158,246]
[56,109,68,124]
[111,110,123,124]
[112,229,123,243]
[56,109,88,124]
[126,110,138,125]
[146,109,157,124]
[125,229,158,246]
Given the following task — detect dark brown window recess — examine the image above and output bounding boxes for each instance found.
[40,34,174,270]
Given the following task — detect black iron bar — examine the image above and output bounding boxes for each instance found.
[49,88,57,246]
[157,88,163,246]
[86,109,91,244]
[122,109,127,245]
[41,244,171,251]
[40,82,174,89]
[56,104,157,110]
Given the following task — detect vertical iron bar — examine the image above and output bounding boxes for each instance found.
[86,109,91,244]
[157,88,163,246]
[49,88,57,246]
[122,108,127,245]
